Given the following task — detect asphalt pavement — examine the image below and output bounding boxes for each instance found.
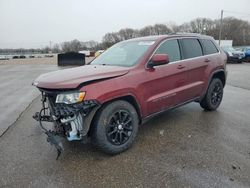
[0,64,60,136]
[0,63,250,188]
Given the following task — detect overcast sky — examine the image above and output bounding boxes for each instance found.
[0,0,249,48]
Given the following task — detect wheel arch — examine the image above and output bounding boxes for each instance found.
[88,94,142,136]
[199,69,226,102]
[211,70,226,87]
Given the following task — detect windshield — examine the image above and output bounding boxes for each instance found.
[91,40,155,67]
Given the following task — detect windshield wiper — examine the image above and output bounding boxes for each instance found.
[101,63,113,66]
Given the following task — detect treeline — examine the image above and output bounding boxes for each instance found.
[100,17,250,48]
[0,41,97,55]
[1,16,249,54]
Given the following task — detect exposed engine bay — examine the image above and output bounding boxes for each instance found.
[33,89,100,159]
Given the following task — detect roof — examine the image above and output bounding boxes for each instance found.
[125,33,213,42]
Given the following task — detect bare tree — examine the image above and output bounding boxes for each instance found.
[190,18,214,34]
[61,39,81,52]
[174,22,192,33]
[41,46,50,53]
[153,24,172,35]
[118,28,136,40]
[81,40,99,50]
[102,32,121,48]
[218,17,250,45]
[139,26,155,36]
[52,43,61,53]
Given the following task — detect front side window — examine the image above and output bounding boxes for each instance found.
[91,41,155,67]
[180,38,203,59]
[200,39,219,55]
[155,39,181,62]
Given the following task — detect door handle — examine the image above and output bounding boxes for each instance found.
[177,65,185,69]
[204,58,210,62]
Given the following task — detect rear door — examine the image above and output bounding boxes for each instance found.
[176,38,209,103]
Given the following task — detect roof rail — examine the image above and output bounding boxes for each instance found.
[170,32,212,37]
[171,32,202,35]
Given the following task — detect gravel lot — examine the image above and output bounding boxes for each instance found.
[0,61,250,188]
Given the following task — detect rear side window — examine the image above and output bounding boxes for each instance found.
[200,39,219,55]
[180,38,203,59]
[155,39,181,62]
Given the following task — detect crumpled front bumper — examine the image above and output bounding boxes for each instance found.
[33,90,100,159]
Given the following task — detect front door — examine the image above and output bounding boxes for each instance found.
[140,39,189,116]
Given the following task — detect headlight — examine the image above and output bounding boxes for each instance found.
[56,92,86,104]
[228,52,233,57]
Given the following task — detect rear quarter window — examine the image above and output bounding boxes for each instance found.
[180,38,203,59]
[200,39,219,55]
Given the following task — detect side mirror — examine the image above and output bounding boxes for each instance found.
[148,54,169,68]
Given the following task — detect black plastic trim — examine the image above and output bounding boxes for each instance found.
[141,97,200,125]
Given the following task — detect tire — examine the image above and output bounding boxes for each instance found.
[200,78,224,111]
[91,100,139,154]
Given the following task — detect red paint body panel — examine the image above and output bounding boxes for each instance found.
[34,65,130,89]
[34,34,227,119]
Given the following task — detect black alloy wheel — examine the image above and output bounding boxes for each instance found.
[106,110,133,145]
[91,100,139,154]
[200,78,224,111]
[210,82,223,106]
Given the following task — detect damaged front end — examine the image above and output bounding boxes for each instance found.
[33,89,100,159]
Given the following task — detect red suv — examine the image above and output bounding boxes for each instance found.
[33,34,227,157]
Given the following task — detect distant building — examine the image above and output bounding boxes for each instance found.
[79,50,90,56]
[215,40,233,47]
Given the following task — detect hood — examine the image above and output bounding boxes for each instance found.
[33,65,129,89]
[233,50,244,55]
[227,50,245,57]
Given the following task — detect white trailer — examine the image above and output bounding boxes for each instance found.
[215,40,233,47]
[79,50,90,57]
